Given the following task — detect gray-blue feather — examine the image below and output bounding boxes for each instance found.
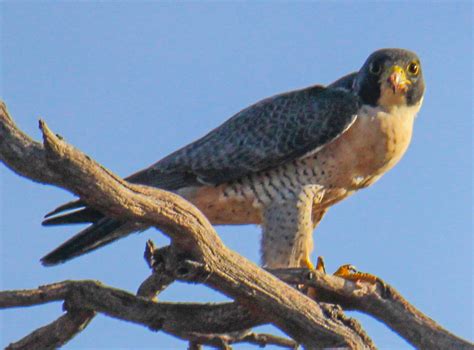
[129,85,360,187]
[43,84,360,228]
[41,81,361,266]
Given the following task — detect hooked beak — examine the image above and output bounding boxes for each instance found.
[387,65,411,94]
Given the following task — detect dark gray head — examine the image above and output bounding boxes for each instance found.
[355,48,425,108]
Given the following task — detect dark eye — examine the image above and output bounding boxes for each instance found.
[369,61,382,75]
[407,61,419,75]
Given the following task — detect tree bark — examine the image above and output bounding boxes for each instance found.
[1,101,472,350]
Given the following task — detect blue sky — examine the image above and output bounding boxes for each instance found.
[1,2,472,349]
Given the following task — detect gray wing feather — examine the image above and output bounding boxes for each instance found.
[44,84,360,225]
[130,85,360,187]
[41,83,361,264]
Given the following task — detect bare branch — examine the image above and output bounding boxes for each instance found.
[2,98,471,349]
[0,101,374,348]
[5,309,95,350]
[3,97,471,349]
[1,281,263,339]
[242,332,298,349]
[0,102,63,185]
[10,101,471,349]
[0,282,69,308]
[270,268,474,350]
[183,330,298,349]
[136,242,175,299]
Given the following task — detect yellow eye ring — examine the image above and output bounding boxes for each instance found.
[407,61,419,76]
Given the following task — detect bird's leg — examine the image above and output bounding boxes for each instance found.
[261,188,328,298]
[295,205,327,298]
[300,208,328,298]
[261,191,316,269]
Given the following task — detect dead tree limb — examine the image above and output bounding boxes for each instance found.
[1,101,472,349]
[0,102,373,348]
[0,281,262,334]
[5,309,95,350]
[0,102,62,184]
[271,268,473,350]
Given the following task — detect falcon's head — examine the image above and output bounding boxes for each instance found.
[355,48,425,110]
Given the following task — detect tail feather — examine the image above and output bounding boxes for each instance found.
[42,207,103,226]
[44,200,85,218]
[41,219,128,266]
[40,166,200,265]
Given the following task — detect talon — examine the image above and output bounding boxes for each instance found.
[333,264,378,284]
[333,264,358,278]
[316,256,326,274]
[301,256,315,270]
[334,264,392,298]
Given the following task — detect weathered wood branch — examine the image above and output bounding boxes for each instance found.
[0,281,265,348]
[270,268,474,350]
[136,242,176,298]
[146,244,473,349]
[5,309,95,350]
[0,241,293,349]
[0,102,374,348]
[1,101,472,350]
[184,330,298,349]
[0,102,63,184]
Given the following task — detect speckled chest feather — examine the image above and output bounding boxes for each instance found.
[180,100,422,225]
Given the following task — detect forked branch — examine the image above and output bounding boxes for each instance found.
[0,103,372,348]
[1,101,472,350]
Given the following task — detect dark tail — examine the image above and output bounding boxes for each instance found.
[40,166,198,265]
[41,200,133,265]
[41,218,129,266]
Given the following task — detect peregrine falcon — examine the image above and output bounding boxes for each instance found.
[41,48,425,269]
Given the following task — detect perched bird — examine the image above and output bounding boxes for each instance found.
[42,48,425,270]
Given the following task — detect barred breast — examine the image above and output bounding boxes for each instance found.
[180,101,421,225]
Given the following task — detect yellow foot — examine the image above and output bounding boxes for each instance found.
[301,256,326,300]
[333,264,390,298]
[300,255,326,272]
[333,264,379,283]
[300,255,315,270]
